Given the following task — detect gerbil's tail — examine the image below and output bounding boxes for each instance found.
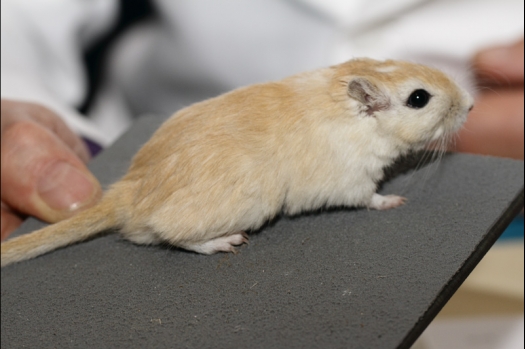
[1,195,120,268]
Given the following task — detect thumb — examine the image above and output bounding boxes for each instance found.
[1,120,102,223]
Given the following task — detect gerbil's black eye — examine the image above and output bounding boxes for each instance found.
[406,89,431,109]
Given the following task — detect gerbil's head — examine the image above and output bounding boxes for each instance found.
[331,58,473,149]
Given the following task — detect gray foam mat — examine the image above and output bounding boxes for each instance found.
[2,115,523,349]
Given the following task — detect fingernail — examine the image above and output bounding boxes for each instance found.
[37,161,100,212]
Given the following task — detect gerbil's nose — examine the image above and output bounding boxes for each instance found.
[468,104,474,112]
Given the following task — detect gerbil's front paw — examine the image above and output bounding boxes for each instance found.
[369,194,407,210]
[185,232,248,255]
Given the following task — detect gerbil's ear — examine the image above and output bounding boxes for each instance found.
[348,78,390,116]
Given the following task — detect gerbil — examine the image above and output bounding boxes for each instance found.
[1,58,473,267]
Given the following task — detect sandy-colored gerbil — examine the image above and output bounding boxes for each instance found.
[1,58,473,267]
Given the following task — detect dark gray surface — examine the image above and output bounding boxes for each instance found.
[2,115,523,349]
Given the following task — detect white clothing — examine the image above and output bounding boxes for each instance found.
[2,0,523,145]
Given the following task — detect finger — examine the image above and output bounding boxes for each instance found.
[31,105,91,163]
[474,39,524,85]
[1,100,91,163]
[454,89,524,160]
[1,205,23,241]
[1,120,102,223]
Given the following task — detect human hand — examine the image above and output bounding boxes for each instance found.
[1,99,102,241]
[473,39,524,85]
[453,39,524,160]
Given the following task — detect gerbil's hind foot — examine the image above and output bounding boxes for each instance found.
[184,232,248,255]
[369,193,407,210]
